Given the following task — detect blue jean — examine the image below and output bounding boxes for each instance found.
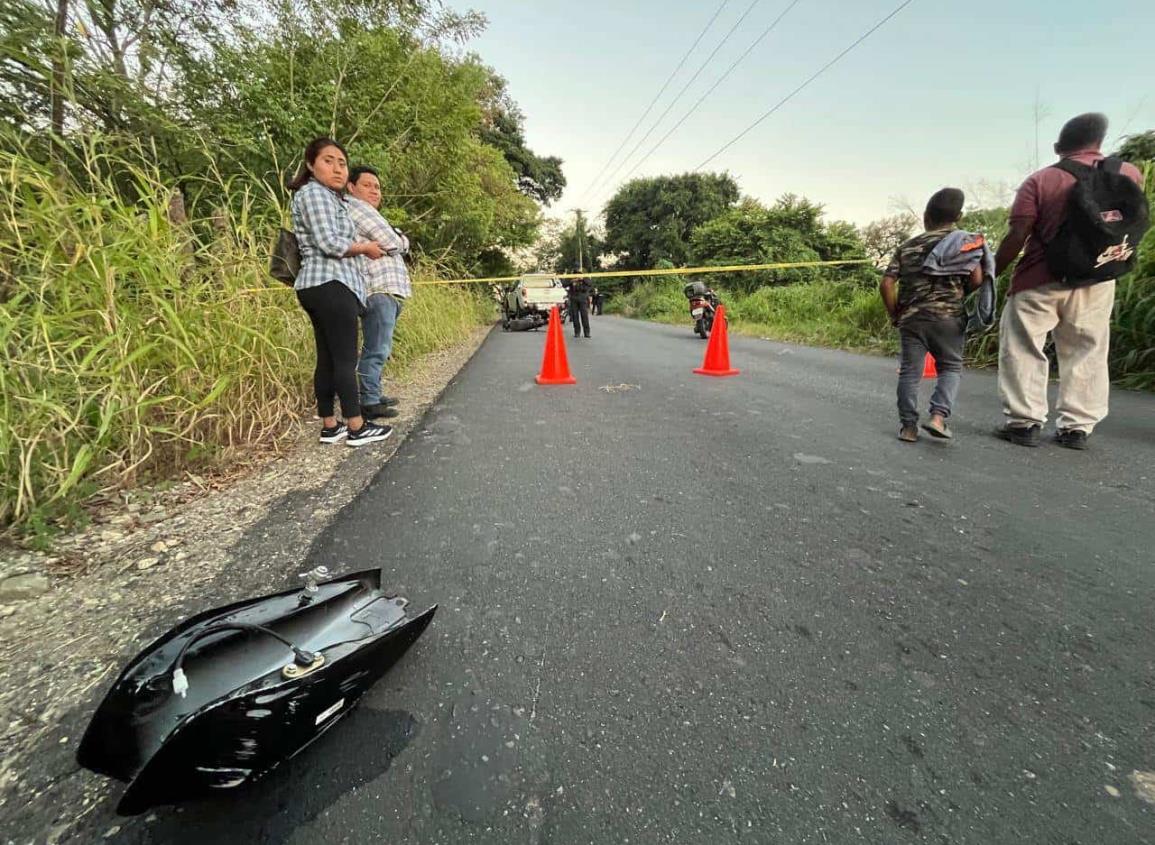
[358,293,403,405]
[897,318,965,425]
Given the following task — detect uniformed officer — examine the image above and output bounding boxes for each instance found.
[567,277,592,338]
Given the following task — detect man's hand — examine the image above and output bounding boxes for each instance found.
[356,241,384,260]
[995,220,1032,277]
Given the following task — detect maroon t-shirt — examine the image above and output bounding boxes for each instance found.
[1008,150,1144,295]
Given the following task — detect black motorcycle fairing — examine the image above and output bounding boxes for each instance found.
[76,569,436,815]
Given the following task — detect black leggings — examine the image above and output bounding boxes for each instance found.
[296,281,361,419]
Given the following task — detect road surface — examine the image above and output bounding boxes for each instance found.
[107,316,1155,843]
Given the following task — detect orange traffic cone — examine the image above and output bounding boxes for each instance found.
[693,304,739,377]
[535,306,576,385]
[922,353,937,379]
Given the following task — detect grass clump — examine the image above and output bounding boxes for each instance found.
[611,271,1154,388]
[0,137,491,536]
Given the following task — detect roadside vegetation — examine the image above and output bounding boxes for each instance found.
[550,146,1155,391]
[0,0,553,538]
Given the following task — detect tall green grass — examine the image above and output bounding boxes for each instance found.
[610,278,897,355]
[0,137,491,537]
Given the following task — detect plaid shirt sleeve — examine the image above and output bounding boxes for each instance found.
[347,198,407,255]
[347,197,412,299]
[296,183,355,258]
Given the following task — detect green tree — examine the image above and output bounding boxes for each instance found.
[531,215,604,273]
[690,195,870,291]
[479,76,566,205]
[958,206,1009,238]
[556,220,604,274]
[1,0,253,140]
[603,172,739,270]
[1114,130,1155,164]
[171,12,542,272]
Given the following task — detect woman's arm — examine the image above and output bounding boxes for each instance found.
[295,184,355,258]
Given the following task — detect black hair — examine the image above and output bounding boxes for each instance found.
[924,188,965,227]
[1056,113,1109,154]
[348,165,379,187]
[286,137,349,192]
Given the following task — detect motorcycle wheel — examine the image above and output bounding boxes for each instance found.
[696,319,708,339]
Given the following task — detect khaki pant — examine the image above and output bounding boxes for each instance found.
[997,281,1114,433]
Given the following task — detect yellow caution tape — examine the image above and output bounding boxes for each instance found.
[236,258,871,294]
[414,258,872,286]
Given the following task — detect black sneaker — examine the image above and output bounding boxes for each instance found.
[1054,429,1089,450]
[994,423,1041,447]
[347,421,393,447]
[362,403,400,419]
[319,423,348,444]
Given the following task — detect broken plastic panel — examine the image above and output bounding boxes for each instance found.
[77,568,436,815]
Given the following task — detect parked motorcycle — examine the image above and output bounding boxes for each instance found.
[684,282,719,339]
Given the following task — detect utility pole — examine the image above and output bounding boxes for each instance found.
[569,209,587,273]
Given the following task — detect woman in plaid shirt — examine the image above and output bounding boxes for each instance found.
[287,138,392,447]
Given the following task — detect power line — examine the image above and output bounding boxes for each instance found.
[614,0,804,188]
[576,0,732,205]
[694,0,915,172]
[585,0,764,205]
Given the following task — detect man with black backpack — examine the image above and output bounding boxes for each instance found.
[994,113,1148,450]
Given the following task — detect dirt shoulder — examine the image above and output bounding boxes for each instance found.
[0,325,492,844]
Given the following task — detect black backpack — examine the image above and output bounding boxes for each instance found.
[269,228,300,286]
[1044,157,1150,287]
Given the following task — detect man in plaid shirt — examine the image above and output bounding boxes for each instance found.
[346,166,413,419]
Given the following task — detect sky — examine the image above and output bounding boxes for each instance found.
[451,0,1155,227]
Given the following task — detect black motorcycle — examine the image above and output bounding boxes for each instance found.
[685,283,719,339]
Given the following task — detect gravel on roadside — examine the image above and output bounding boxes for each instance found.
[0,325,492,843]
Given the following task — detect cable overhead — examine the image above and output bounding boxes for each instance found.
[694,0,915,172]
[586,0,764,205]
[577,0,732,205]
[616,0,804,187]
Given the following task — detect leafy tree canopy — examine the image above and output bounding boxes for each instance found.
[1114,130,1155,164]
[603,172,739,270]
[690,195,870,290]
[479,75,565,205]
[0,0,556,274]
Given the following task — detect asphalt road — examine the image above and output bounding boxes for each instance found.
[112,315,1153,844]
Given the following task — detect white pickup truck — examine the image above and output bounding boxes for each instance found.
[501,275,568,329]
